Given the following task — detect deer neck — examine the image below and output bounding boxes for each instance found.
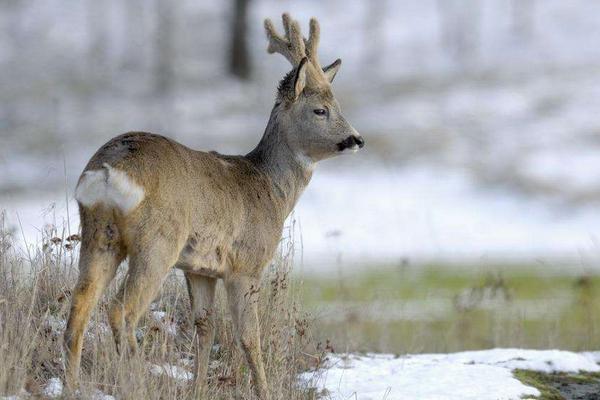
[246,109,314,216]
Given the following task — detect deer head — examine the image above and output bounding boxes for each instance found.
[264,14,364,162]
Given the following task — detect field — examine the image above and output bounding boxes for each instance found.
[0,223,322,399]
[4,1,600,398]
[301,264,600,354]
[3,219,600,399]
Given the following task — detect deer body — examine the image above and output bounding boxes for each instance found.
[78,127,309,280]
[64,14,362,399]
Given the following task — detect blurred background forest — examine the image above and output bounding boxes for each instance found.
[4,0,600,353]
[3,0,600,271]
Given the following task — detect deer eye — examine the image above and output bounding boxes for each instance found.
[313,108,327,116]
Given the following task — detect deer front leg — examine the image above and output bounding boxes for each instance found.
[185,273,217,399]
[225,276,269,400]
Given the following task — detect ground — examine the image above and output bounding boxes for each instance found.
[301,350,600,400]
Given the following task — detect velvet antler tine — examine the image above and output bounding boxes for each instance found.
[282,13,292,40]
[264,19,282,54]
[305,18,320,61]
[288,20,306,60]
[264,14,332,89]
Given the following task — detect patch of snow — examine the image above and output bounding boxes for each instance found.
[581,351,600,364]
[521,147,600,193]
[43,378,63,399]
[43,315,66,338]
[430,348,600,373]
[43,315,110,340]
[179,357,195,368]
[293,166,600,271]
[150,311,167,322]
[149,311,178,337]
[85,321,111,339]
[151,311,166,320]
[302,349,600,400]
[89,389,116,400]
[149,364,193,382]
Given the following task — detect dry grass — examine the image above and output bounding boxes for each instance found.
[0,216,324,399]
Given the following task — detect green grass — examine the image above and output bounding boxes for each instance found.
[513,370,564,400]
[513,370,600,400]
[298,264,600,354]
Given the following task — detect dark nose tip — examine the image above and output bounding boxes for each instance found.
[353,136,365,148]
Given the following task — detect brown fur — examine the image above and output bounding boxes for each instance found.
[63,15,363,400]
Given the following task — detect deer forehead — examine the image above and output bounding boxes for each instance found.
[300,89,336,106]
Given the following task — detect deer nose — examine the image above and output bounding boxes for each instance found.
[353,136,365,148]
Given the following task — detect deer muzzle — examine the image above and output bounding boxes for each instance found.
[337,135,365,152]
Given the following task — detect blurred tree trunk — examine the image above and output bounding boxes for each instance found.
[5,0,26,54]
[437,0,481,70]
[229,0,251,80]
[511,0,535,42]
[3,0,25,132]
[154,0,176,95]
[87,0,110,79]
[363,0,386,80]
[121,0,145,71]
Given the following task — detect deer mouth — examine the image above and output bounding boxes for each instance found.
[337,136,365,152]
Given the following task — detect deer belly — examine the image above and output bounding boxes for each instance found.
[174,233,227,278]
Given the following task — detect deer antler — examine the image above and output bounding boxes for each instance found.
[264,14,306,65]
[304,18,320,65]
[264,14,328,89]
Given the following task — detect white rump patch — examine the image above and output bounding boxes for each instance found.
[75,163,145,213]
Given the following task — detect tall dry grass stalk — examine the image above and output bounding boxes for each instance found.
[0,214,322,399]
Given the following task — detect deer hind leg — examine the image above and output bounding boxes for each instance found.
[185,273,217,399]
[225,276,269,400]
[108,237,182,355]
[64,209,125,389]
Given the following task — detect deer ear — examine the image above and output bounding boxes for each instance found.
[323,58,342,83]
[293,57,308,100]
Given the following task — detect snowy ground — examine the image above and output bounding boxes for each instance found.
[15,317,600,400]
[301,349,600,400]
[6,350,600,400]
[4,163,600,273]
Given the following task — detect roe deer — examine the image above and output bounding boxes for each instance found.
[63,13,363,399]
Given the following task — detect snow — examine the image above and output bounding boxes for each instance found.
[6,163,600,273]
[43,315,67,338]
[302,349,600,400]
[433,348,600,373]
[42,314,110,339]
[89,389,116,400]
[149,364,193,382]
[149,311,178,337]
[40,380,114,400]
[293,165,600,271]
[43,378,63,398]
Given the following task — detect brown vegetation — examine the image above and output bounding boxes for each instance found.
[0,218,324,399]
